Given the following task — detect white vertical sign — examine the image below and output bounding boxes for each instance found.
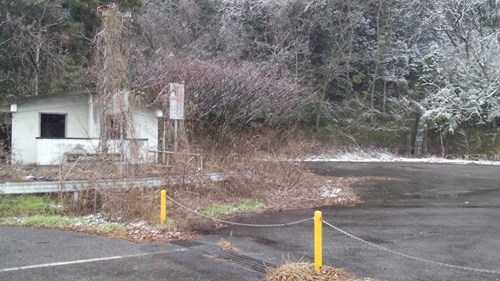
[169,83,184,120]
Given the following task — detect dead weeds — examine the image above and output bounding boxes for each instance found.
[218,238,238,252]
[265,262,378,281]
[0,133,402,243]
[3,158,400,241]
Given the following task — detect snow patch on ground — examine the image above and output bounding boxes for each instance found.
[303,150,500,166]
[319,186,343,198]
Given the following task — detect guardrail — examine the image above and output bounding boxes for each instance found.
[0,171,252,195]
[150,150,203,171]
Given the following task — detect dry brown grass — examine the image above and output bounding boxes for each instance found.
[218,238,238,252]
[31,146,394,233]
[218,160,365,209]
[265,263,377,281]
[1,131,399,238]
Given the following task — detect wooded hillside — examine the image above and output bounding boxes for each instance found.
[1,0,499,155]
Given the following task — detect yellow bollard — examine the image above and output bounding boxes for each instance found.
[314,210,322,273]
[160,190,167,225]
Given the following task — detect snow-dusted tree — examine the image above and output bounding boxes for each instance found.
[124,0,499,152]
[419,0,500,132]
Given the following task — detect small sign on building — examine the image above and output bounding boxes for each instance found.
[169,83,184,120]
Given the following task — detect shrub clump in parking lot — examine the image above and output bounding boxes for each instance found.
[265,262,376,281]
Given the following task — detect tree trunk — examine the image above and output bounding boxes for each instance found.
[439,128,445,157]
[370,0,383,125]
[413,114,424,156]
[34,28,42,96]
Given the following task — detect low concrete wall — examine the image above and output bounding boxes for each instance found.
[36,138,152,165]
[36,138,99,165]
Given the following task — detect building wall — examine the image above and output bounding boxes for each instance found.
[11,94,90,164]
[131,108,159,162]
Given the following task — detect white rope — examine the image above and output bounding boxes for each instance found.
[167,195,312,227]
[168,195,499,274]
[323,220,500,275]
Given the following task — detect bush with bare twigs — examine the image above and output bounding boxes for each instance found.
[131,53,312,150]
[265,262,377,281]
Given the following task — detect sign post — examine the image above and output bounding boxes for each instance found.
[169,83,185,154]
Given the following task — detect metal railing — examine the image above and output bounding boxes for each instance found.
[150,150,203,171]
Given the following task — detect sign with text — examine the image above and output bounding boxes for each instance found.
[169,83,185,120]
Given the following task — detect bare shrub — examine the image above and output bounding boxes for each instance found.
[130,53,311,152]
[0,143,10,179]
[96,188,158,222]
[265,262,375,281]
[59,190,98,215]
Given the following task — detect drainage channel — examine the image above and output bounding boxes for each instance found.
[170,240,275,274]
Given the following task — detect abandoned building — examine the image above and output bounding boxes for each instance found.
[0,90,161,165]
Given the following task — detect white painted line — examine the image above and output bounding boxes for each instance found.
[0,248,187,273]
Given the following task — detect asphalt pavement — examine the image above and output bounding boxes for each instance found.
[205,162,500,281]
[0,226,264,281]
[1,162,499,281]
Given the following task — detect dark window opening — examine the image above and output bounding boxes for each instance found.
[40,114,66,138]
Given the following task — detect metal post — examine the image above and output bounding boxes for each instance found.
[199,155,203,172]
[314,210,323,273]
[93,189,98,214]
[119,113,124,177]
[174,119,178,154]
[160,189,167,225]
[162,118,166,164]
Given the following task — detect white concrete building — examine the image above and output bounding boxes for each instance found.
[0,90,160,165]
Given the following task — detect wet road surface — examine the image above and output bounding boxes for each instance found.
[206,163,500,281]
[1,163,499,280]
[0,226,264,281]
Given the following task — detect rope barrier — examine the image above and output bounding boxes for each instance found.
[323,220,500,275]
[164,193,500,275]
[166,195,313,227]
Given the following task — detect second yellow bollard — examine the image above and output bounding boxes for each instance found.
[314,210,322,273]
[160,189,167,225]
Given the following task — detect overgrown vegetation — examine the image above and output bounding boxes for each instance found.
[0,0,498,243]
[0,193,187,240]
[1,0,498,154]
[0,145,367,239]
